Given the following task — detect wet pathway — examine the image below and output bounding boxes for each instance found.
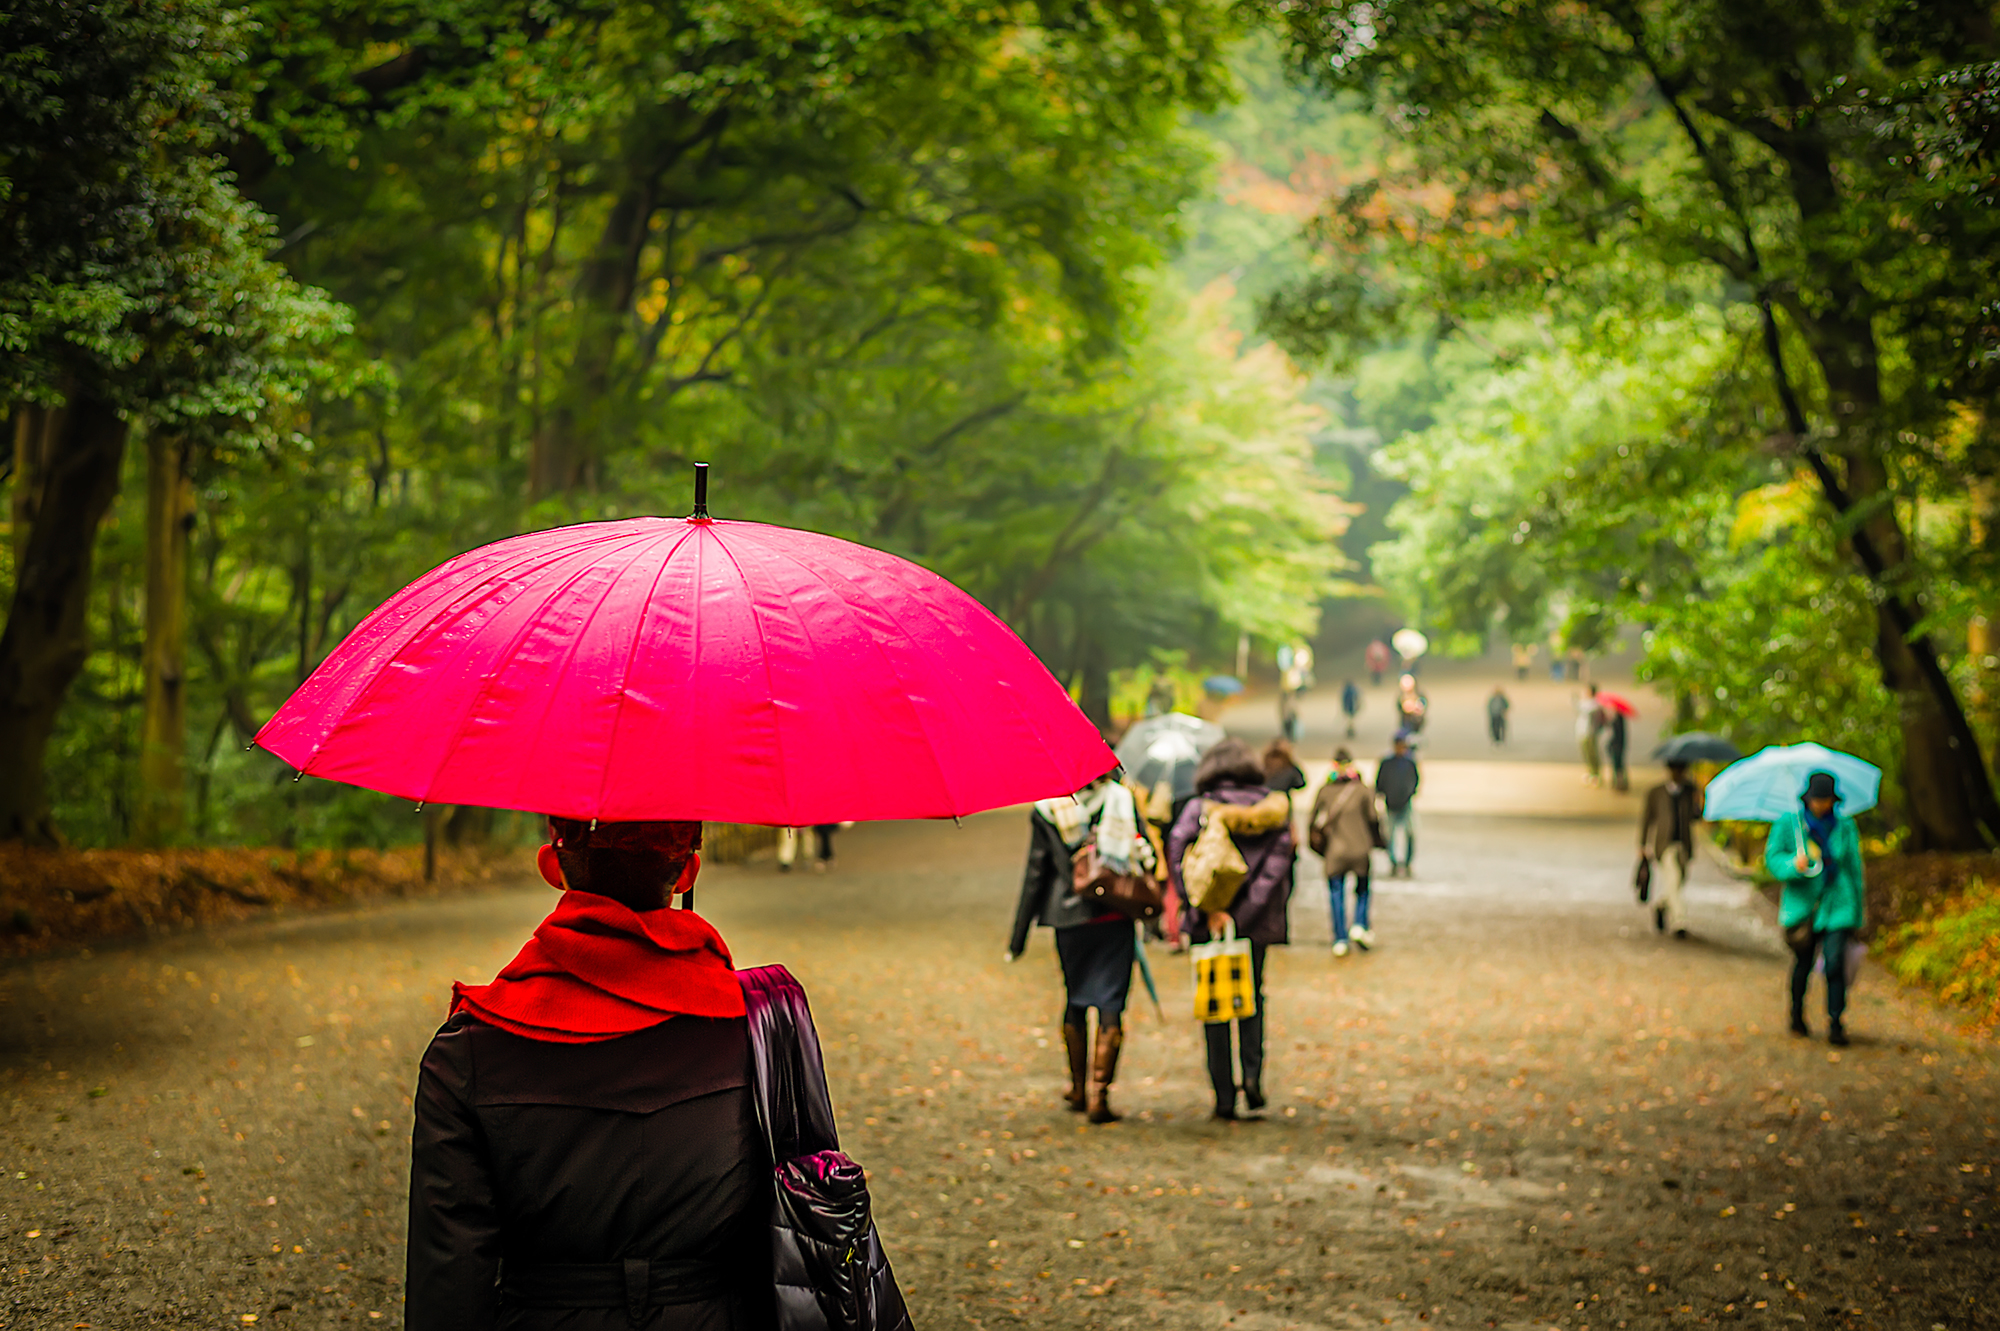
[0,798,1993,1329]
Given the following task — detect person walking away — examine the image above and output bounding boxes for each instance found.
[1262,736,1307,795]
[1604,706,1630,792]
[1340,679,1360,738]
[810,822,843,870]
[1277,688,1300,746]
[1007,776,1156,1122]
[1576,685,1605,785]
[1395,674,1428,735]
[1763,771,1865,1047]
[1376,735,1420,877]
[408,819,775,1330]
[1639,761,1699,937]
[1365,639,1390,687]
[1167,738,1295,1120]
[1487,686,1510,745]
[1309,748,1381,957]
[1548,631,1566,681]
[1511,642,1534,680]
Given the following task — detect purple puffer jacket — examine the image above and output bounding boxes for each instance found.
[1166,780,1296,946]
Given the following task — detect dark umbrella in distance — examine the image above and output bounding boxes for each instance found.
[1652,732,1742,765]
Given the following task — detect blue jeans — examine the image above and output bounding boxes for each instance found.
[1329,872,1371,943]
[1384,807,1414,867]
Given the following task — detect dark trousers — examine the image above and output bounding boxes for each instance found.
[1790,927,1852,1023]
[812,824,837,861]
[1204,941,1268,1110]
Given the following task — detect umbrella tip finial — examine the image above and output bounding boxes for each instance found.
[692,461,709,520]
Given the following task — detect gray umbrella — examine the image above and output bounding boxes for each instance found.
[1652,731,1742,765]
[1115,713,1225,811]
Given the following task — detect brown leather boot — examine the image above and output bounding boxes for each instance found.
[1062,1020,1088,1112]
[1086,1024,1124,1124]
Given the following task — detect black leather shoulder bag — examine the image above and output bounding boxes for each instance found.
[739,965,915,1331]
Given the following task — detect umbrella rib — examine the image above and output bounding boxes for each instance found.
[778,537,1091,816]
[690,532,796,822]
[390,523,687,812]
[494,524,701,817]
[590,524,705,819]
[761,539,963,818]
[283,523,643,775]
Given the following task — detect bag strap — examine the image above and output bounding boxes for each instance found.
[738,965,840,1163]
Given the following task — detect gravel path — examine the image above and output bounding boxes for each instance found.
[1,803,1993,1330]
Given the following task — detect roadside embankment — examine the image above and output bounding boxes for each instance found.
[0,843,524,959]
[1867,852,2000,1037]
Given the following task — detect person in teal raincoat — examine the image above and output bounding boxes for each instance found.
[1762,771,1864,1047]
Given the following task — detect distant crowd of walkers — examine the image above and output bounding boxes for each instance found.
[1002,657,1872,1133]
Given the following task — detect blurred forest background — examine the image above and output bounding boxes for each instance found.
[4,0,2000,852]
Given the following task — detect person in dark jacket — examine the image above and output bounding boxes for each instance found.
[1375,735,1420,877]
[1604,708,1630,792]
[407,818,776,1331]
[1167,738,1297,1120]
[1007,777,1156,1124]
[1638,761,1699,937]
[1262,737,1307,794]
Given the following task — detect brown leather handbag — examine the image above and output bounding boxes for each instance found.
[1069,841,1165,920]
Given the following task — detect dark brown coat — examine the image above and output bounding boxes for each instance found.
[1307,775,1380,875]
[406,1014,775,1331]
[1639,780,1699,859]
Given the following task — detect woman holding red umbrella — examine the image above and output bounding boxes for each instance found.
[406,817,776,1329]
[257,473,1118,1331]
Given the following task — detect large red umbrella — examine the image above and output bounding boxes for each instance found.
[255,506,1113,824]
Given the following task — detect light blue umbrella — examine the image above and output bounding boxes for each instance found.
[1701,743,1882,821]
[1202,675,1244,696]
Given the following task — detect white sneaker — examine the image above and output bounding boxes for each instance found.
[1332,941,1350,957]
[1353,927,1374,951]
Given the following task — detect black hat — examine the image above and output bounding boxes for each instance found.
[1802,771,1840,803]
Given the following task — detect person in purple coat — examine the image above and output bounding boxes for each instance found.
[1167,737,1298,1120]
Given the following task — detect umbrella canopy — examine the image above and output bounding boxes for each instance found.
[255,515,1116,824]
[1115,714,1225,809]
[1701,743,1882,821]
[1653,732,1741,765]
[1391,628,1428,659]
[1593,690,1639,718]
[1115,713,1225,766]
[1202,675,1244,696]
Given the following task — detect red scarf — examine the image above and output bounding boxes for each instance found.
[451,888,745,1043]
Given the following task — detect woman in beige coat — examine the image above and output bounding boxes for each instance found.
[1308,748,1382,957]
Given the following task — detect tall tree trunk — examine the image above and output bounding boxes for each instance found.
[1791,269,2000,847]
[529,174,658,499]
[135,428,195,846]
[526,104,728,499]
[1074,633,1112,737]
[0,385,131,844]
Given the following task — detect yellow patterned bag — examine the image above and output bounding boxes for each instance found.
[1190,920,1257,1024]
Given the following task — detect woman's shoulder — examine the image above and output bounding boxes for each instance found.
[438,1015,752,1112]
